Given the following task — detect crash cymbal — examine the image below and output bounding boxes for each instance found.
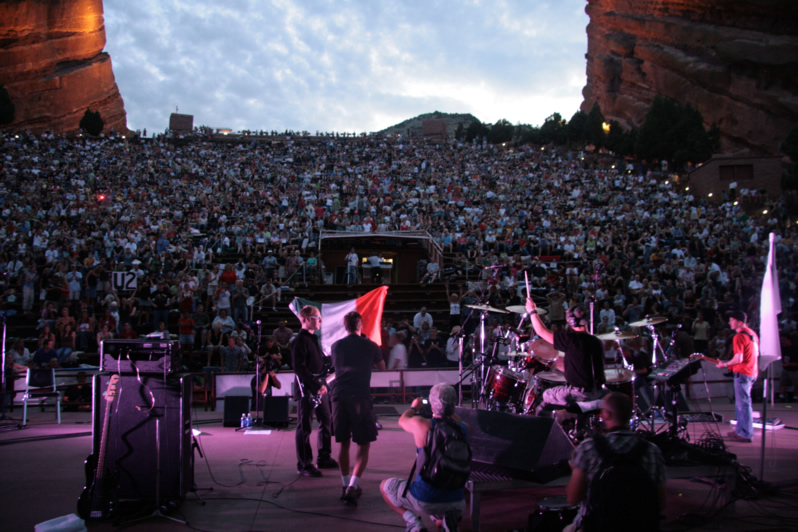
[505,305,548,316]
[629,316,668,327]
[466,303,509,314]
[506,351,529,357]
[596,331,639,340]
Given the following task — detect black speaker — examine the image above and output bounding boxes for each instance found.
[223,395,250,427]
[92,374,193,502]
[455,407,574,483]
[261,396,290,425]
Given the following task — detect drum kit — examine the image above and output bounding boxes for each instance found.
[463,302,568,414]
[461,302,670,418]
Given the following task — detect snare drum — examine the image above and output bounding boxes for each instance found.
[487,366,527,404]
[528,495,578,532]
[605,368,636,408]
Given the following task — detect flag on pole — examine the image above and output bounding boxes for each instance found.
[759,232,782,370]
[289,286,388,355]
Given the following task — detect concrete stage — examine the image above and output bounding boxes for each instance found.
[2,397,797,532]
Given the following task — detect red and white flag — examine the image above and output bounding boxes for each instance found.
[289,286,388,355]
[759,233,781,370]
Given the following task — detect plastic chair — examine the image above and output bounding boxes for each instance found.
[22,368,61,426]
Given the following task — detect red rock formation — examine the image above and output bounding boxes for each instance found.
[582,0,798,156]
[0,0,127,135]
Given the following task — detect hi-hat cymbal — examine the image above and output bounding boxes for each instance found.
[505,304,548,316]
[596,331,639,340]
[466,303,509,314]
[629,316,668,327]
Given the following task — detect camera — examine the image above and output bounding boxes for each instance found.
[418,398,433,418]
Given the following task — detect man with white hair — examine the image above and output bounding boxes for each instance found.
[380,384,468,532]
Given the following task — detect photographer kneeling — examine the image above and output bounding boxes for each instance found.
[380,384,469,532]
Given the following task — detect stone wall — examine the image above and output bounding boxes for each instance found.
[582,0,798,156]
[0,0,127,135]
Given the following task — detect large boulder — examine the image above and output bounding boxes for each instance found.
[0,0,127,135]
[582,0,798,156]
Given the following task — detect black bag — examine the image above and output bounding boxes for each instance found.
[582,435,660,532]
[418,417,472,490]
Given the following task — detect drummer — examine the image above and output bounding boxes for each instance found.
[525,297,606,416]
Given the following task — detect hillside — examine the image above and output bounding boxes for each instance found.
[378,111,480,139]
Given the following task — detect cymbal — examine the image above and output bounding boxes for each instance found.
[596,331,639,340]
[466,304,509,314]
[505,305,548,316]
[629,316,668,327]
[506,351,528,357]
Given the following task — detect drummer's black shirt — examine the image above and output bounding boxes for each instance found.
[554,330,605,391]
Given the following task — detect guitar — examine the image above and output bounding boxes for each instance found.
[690,353,725,368]
[77,374,120,521]
[308,358,335,409]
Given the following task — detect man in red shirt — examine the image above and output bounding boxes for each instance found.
[698,310,759,442]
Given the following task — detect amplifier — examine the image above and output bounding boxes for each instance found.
[100,339,182,375]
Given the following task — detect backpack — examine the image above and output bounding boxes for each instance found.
[417,417,472,490]
[582,435,660,532]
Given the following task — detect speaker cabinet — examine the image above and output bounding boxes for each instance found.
[92,374,193,502]
[455,407,574,483]
[223,395,250,427]
[261,396,290,425]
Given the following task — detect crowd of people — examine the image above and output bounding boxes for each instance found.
[1,129,797,397]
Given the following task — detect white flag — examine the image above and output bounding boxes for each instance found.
[759,233,781,370]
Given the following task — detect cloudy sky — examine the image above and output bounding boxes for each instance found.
[104,1,589,135]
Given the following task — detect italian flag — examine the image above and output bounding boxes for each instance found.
[289,286,388,355]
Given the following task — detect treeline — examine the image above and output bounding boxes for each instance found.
[455,97,721,172]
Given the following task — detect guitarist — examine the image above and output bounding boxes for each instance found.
[292,305,337,477]
[692,310,759,443]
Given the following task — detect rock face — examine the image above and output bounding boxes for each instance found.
[0,0,127,135]
[582,0,798,156]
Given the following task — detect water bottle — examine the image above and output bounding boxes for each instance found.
[240,413,246,428]
[246,413,252,427]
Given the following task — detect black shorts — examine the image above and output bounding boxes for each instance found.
[331,395,378,445]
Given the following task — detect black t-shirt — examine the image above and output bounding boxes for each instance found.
[330,333,382,399]
[554,330,605,391]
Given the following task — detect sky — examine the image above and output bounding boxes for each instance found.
[103,0,589,135]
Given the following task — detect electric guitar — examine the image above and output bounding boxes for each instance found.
[690,353,725,367]
[77,374,120,521]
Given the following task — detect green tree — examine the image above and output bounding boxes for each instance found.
[0,84,14,125]
[465,120,490,143]
[540,113,567,145]
[567,110,587,146]
[79,108,104,136]
[605,121,637,157]
[454,123,466,141]
[583,102,606,148]
[636,96,718,169]
[488,118,514,144]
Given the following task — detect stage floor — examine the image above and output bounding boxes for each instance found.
[2,398,797,531]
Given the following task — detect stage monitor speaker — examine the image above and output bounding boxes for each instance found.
[455,407,574,483]
[223,395,250,427]
[92,374,193,502]
[262,396,290,425]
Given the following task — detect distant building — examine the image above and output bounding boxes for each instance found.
[688,154,784,203]
[169,113,194,131]
[421,119,447,142]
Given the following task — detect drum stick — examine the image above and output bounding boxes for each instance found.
[524,271,531,299]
